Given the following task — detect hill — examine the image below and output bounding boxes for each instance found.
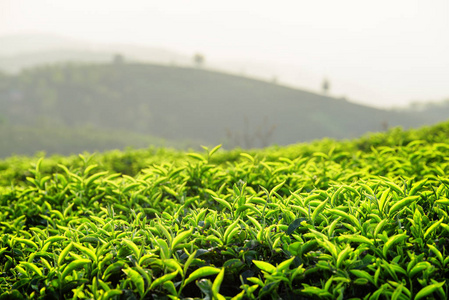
[0,62,445,157]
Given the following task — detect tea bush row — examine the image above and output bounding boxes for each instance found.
[1,122,449,299]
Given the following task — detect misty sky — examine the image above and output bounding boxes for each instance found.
[1,0,448,108]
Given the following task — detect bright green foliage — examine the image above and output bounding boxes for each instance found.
[1,122,449,299]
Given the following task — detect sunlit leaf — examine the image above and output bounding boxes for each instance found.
[184,267,220,286]
[414,281,445,300]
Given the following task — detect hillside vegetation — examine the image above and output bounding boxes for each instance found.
[1,62,445,157]
[1,121,449,299]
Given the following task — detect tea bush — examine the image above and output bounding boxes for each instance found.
[1,122,449,299]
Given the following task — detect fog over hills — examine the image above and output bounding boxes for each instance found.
[1,60,447,157]
[0,34,191,73]
[0,34,372,106]
[2,33,447,110]
[1,34,448,157]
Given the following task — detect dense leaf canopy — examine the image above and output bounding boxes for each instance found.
[1,121,449,299]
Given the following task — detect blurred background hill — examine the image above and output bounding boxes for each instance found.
[1,34,448,158]
[1,0,449,158]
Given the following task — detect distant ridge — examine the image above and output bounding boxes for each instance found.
[0,62,444,157]
[0,33,190,73]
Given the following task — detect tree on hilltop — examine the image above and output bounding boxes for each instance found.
[193,53,205,68]
[322,78,330,95]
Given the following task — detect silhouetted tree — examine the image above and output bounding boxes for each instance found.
[193,53,205,68]
[322,78,330,94]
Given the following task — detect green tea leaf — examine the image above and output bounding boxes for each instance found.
[380,177,404,196]
[73,242,97,263]
[156,239,170,260]
[269,181,285,199]
[423,218,444,240]
[208,144,222,157]
[246,215,262,231]
[382,233,408,258]
[337,234,373,246]
[327,208,360,230]
[175,251,191,276]
[187,153,206,162]
[171,229,192,251]
[102,290,122,300]
[20,262,43,277]
[211,196,232,211]
[61,259,91,279]
[414,281,445,300]
[409,179,427,196]
[14,237,38,249]
[240,153,255,163]
[103,262,125,280]
[223,219,240,244]
[312,198,328,225]
[58,242,73,266]
[42,236,67,251]
[388,196,419,217]
[336,245,352,268]
[184,267,220,286]
[163,281,177,296]
[253,260,276,274]
[212,268,225,300]
[350,269,375,285]
[427,244,444,264]
[122,239,141,259]
[150,270,178,290]
[277,257,295,272]
[163,259,183,276]
[391,283,403,300]
[85,171,108,188]
[123,267,145,296]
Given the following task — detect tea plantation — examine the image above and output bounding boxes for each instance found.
[1,122,449,299]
